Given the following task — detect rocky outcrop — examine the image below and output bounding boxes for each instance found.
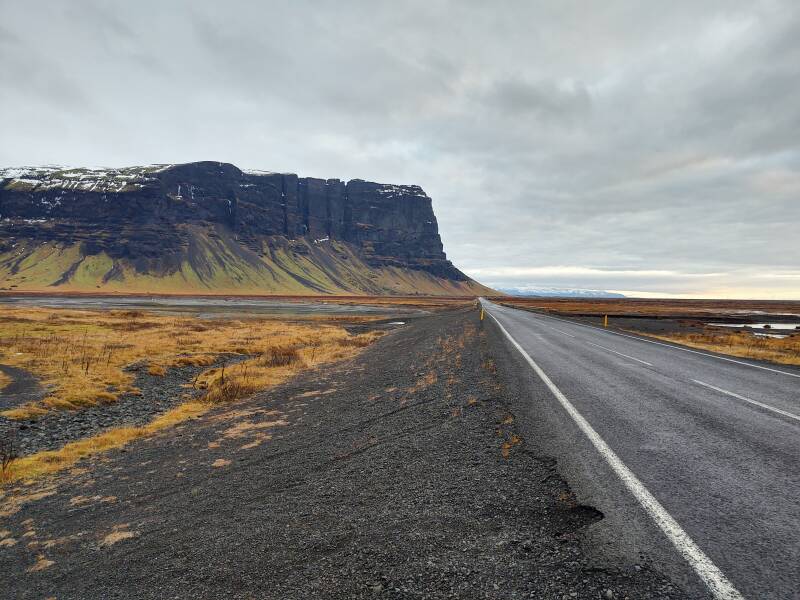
[0,161,466,281]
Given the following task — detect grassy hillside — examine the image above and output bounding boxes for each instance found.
[0,227,492,296]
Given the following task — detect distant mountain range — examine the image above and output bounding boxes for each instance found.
[0,161,493,296]
[497,287,625,298]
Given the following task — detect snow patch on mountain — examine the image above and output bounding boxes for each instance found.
[0,164,175,194]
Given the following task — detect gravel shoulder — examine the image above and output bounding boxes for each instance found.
[0,309,687,599]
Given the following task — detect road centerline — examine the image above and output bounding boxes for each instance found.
[692,379,800,423]
[584,340,653,366]
[547,326,576,338]
[484,305,745,600]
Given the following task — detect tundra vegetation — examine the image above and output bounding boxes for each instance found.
[497,297,800,319]
[644,331,800,366]
[498,297,800,367]
[0,307,381,483]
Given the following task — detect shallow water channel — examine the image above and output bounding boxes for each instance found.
[0,295,428,319]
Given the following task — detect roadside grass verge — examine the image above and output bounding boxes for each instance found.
[640,330,800,366]
[496,297,800,319]
[495,298,800,367]
[1,328,382,484]
[197,332,380,404]
[2,401,208,484]
[0,307,379,419]
[0,371,10,391]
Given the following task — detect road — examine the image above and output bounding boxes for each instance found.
[481,299,800,600]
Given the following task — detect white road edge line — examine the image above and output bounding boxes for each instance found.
[484,307,745,600]
[692,380,800,423]
[585,340,653,366]
[503,304,800,379]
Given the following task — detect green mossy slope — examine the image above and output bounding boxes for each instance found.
[0,227,492,296]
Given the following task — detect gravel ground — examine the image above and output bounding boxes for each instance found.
[0,364,44,409]
[0,309,688,599]
[0,355,248,456]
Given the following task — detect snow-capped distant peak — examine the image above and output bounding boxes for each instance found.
[498,287,626,298]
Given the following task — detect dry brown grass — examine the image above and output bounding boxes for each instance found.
[643,330,800,366]
[196,331,380,404]
[0,371,10,390]
[0,307,380,419]
[1,313,382,484]
[259,346,301,367]
[101,529,136,547]
[147,364,166,377]
[3,401,209,483]
[496,297,800,318]
[501,434,522,459]
[496,297,800,366]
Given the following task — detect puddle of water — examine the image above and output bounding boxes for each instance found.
[706,322,800,331]
[752,332,790,339]
[0,295,427,319]
[705,322,797,339]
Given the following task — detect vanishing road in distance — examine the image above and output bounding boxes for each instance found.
[481,299,799,600]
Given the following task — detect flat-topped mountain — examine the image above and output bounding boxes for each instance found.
[0,161,491,295]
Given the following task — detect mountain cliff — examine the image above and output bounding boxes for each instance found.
[0,161,491,295]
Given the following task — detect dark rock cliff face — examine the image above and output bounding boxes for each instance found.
[0,161,467,281]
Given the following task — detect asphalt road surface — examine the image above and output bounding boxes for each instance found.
[481,299,799,600]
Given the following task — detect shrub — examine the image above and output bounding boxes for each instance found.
[338,334,374,348]
[260,346,301,367]
[202,379,257,404]
[0,434,19,482]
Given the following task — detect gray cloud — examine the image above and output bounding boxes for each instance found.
[1,0,798,298]
[483,77,592,122]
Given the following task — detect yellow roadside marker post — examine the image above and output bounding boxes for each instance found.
[480,308,485,321]
[603,314,608,328]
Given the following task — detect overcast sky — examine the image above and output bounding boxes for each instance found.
[2,1,798,298]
